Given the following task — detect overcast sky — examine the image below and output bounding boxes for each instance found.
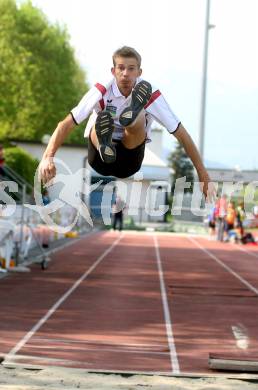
[30,0,258,170]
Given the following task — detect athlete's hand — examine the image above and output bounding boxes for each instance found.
[38,156,56,185]
[198,171,217,203]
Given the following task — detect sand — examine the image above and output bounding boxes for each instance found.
[0,365,258,390]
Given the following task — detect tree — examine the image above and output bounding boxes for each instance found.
[4,146,39,187]
[168,142,194,193]
[0,0,88,144]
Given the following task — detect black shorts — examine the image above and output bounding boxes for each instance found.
[208,221,216,229]
[88,136,145,178]
[226,223,234,231]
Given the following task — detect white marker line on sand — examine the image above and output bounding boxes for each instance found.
[4,233,124,364]
[153,234,180,374]
[232,325,250,350]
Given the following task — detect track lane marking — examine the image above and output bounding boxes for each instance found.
[4,233,124,364]
[189,236,258,296]
[236,244,258,259]
[153,234,180,374]
[203,235,258,260]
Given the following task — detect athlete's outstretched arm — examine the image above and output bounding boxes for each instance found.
[38,113,75,184]
[173,123,215,201]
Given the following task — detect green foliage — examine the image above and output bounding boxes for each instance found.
[0,0,88,144]
[4,146,39,186]
[168,142,194,193]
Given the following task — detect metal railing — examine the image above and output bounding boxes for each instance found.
[0,165,45,266]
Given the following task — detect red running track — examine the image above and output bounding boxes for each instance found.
[0,231,258,376]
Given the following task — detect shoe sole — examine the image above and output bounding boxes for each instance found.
[95,111,116,164]
[119,81,152,127]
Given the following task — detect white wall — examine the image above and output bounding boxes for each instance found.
[147,127,163,156]
[16,142,88,205]
[16,142,88,174]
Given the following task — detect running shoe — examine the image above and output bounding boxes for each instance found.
[119,80,152,127]
[95,111,116,164]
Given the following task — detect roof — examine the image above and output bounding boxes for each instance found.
[142,146,168,168]
[138,146,170,180]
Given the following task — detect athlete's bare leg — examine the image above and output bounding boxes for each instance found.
[121,110,146,149]
[90,126,99,149]
[119,80,152,149]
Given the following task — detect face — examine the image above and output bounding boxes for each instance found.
[111,56,142,92]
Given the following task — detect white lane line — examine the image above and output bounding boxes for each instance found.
[236,244,258,259]
[4,233,124,364]
[189,236,258,296]
[153,235,180,374]
[203,235,258,260]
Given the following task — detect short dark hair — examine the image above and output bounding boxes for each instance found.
[112,46,141,67]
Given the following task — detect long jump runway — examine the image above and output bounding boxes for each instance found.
[1,231,258,376]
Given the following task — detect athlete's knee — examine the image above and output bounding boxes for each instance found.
[89,127,98,148]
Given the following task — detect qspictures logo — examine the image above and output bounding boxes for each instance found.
[1,157,258,233]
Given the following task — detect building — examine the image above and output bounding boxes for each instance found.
[207,167,258,184]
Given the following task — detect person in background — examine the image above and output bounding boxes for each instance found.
[253,204,258,218]
[207,206,216,240]
[215,194,228,241]
[42,189,50,206]
[236,201,246,240]
[112,191,126,231]
[225,201,237,242]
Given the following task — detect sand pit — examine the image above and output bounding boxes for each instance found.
[0,365,258,390]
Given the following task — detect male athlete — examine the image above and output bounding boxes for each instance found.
[39,46,213,199]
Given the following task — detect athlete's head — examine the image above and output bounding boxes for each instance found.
[111,46,142,95]
[112,46,141,68]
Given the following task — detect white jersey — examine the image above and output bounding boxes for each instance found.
[70,77,180,142]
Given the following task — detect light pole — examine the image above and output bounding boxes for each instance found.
[199,0,215,160]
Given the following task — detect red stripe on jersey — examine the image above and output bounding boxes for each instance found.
[95,83,107,96]
[144,90,161,109]
[99,98,105,110]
